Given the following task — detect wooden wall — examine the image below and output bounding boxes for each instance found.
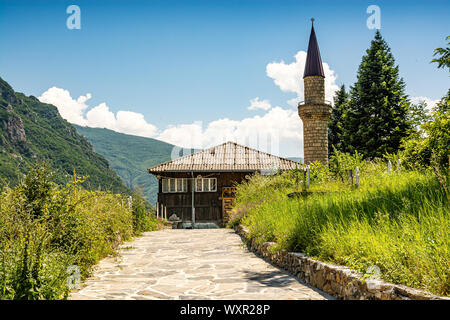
[156,171,251,225]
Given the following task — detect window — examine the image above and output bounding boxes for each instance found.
[169,178,176,192]
[162,178,216,193]
[195,178,217,192]
[162,178,188,193]
[196,178,202,192]
[210,178,216,191]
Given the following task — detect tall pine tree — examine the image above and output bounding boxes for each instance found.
[341,31,411,158]
[328,85,348,156]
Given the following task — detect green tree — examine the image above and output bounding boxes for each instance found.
[402,90,450,170]
[407,100,431,133]
[341,31,411,158]
[328,85,348,156]
[431,35,450,70]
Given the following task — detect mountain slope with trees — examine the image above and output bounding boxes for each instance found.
[74,125,304,203]
[73,125,196,204]
[0,77,130,195]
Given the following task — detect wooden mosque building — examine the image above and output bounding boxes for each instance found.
[148,141,298,227]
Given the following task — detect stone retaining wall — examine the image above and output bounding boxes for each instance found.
[235,225,448,300]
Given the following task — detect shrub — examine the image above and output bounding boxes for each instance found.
[328,147,365,182]
[402,91,449,170]
[131,190,160,235]
[0,164,139,299]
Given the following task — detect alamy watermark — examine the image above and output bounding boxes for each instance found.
[168,122,283,174]
[66,5,81,30]
[366,264,381,280]
[366,5,381,30]
[67,265,81,289]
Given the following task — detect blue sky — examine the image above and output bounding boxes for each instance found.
[0,0,449,157]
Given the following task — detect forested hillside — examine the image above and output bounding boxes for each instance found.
[74,125,195,203]
[0,77,130,195]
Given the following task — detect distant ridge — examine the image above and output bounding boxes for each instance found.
[74,125,304,203]
[74,125,195,203]
[0,76,131,195]
[287,157,304,164]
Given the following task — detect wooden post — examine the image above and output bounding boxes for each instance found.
[388,160,392,175]
[191,173,195,225]
[156,202,159,219]
[127,196,132,210]
[306,166,310,189]
[302,168,307,192]
[164,205,167,220]
[355,167,359,188]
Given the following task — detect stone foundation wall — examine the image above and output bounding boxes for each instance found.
[235,225,448,300]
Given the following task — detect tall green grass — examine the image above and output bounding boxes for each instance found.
[230,167,449,296]
[0,164,160,300]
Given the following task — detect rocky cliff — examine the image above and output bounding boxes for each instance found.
[0,76,132,195]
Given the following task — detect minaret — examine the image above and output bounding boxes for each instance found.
[298,19,331,166]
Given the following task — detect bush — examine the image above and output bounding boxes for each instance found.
[0,164,139,299]
[402,91,449,170]
[328,148,365,182]
[131,190,160,235]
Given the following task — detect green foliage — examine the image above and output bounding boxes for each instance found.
[0,164,160,300]
[231,164,449,296]
[0,77,131,197]
[328,85,348,156]
[308,161,330,184]
[328,147,364,182]
[340,31,411,158]
[402,91,450,170]
[406,101,431,133]
[431,35,450,70]
[131,187,160,235]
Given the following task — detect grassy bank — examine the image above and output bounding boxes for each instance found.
[229,164,449,296]
[0,165,160,300]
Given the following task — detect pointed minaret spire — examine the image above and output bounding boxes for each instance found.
[303,18,325,78]
[298,19,331,166]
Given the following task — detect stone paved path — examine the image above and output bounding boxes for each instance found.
[70,229,332,300]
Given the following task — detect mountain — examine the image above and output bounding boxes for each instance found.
[73,125,304,203]
[0,77,131,195]
[73,125,195,204]
[288,157,304,163]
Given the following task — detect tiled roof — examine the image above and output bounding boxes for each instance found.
[148,141,300,173]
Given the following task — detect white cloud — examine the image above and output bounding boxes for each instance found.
[157,123,204,149]
[247,97,272,111]
[155,105,302,157]
[38,88,157,138]
[39,87,89,126]
[114,111,158,137]
[38,87,303,156]
[410,96,440,113]
[38,50,343,157]
[266,50,339,105]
